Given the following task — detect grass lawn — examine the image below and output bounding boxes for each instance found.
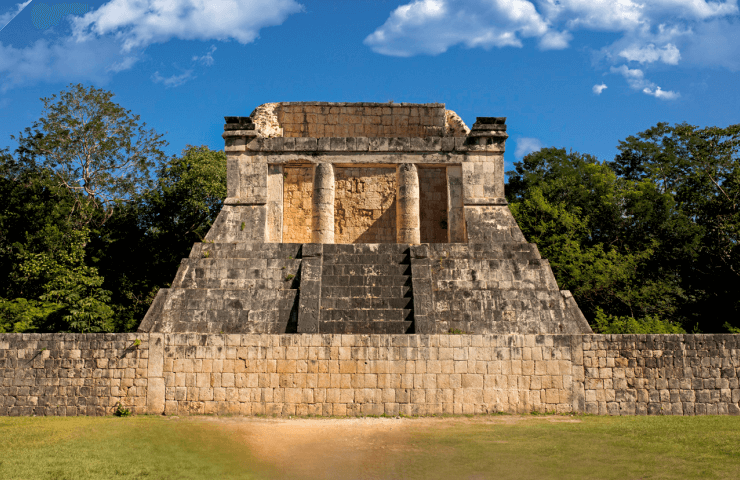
[1,414,740,479]
[388,415,740,480]
[0,416,274,480]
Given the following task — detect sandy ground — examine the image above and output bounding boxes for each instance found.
[185,415,582,479]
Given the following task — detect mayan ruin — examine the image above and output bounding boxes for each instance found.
[138,102,592,336]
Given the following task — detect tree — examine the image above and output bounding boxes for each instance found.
[613,123,740,331]
[89,145,227,331]
[12,83,168,226]
[507,147,686,333]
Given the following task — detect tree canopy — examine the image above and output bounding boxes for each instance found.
[506,122,740,333]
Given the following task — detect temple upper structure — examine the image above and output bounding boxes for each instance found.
[139,102,592,335]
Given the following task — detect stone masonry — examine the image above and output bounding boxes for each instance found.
[139,102,592,336]
[3,334,740,417]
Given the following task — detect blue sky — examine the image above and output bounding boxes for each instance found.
[1,0,739,172]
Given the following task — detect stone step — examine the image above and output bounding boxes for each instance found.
[429,243,541,260]
[165,288,298,311]
[321,296,413,310]
[321,309,413,322]
[158,308,296,334]
[321,275,411,287]
[323,244,411,255]
[173,259,301,289]
[322,264,411,276]
[173,277,299,290]
[189,242,302,259]
[433,289,566,311]
[322,286,412,299]
[323,254,410,265]
[319,320,414,334]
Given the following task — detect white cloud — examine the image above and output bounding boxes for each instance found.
[643,86,681,99]
[515,137,543,159]
[0,37,130,91]
[611,64,680,99]
[152,70,194,88]
[366,0,739,98]
[0,0,303,91]
[618,42,681,64]
[0,0,31,32]
[592,83,608,94]
[193,45,217,66]
[538,0,646,31]
[364,0,569,57]
[72,0,304,51]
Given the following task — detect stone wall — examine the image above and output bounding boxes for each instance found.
[3,334,740,417]
[0,333,159,416]
[334,167,397,244]
[275,103,447,138]
[418,167,448,243]
[282,166,313,243]
[583,334,740,416]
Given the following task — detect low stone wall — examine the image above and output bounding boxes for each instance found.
[0,333,159,416]
[583,334,740,415]
[2,334,739,416]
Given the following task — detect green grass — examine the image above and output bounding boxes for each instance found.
[2,415,740,479]
[0,416,273,480]
[383,415,740,479]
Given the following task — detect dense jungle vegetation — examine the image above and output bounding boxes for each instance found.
[1,84,738,333]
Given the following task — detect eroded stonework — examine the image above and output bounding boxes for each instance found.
[140,102,592,336]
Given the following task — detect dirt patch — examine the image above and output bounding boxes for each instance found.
[185,415,582,479]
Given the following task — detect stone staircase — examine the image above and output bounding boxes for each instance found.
[319,244,414,334]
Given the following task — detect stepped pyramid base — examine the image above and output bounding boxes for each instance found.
[139,242,592,335]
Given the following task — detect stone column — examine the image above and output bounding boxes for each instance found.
[396,163,420,244]
[311,163,335,244]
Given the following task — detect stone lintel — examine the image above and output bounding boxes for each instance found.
[463,197,508,206]
[235,136,504,154]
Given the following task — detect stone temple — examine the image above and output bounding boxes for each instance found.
[139,102,592,336]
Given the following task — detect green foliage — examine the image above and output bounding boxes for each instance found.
[114,402,132,417]
[12,83,168,226]
[508,124,740,333]
[592,308,685,334]
[0,298,63,333]
[284,274,295,281]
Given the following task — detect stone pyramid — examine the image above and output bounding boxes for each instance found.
[139,102,592,335]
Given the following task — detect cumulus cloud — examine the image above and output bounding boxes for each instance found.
[0,0,303,90]
[152,70,194,88]
[618,42,681,64]
[193,45,217,66]
[364,0,570,56]
[72,0,304,51]
[515,137,543,159]
[366,0,740,96]
[593,83,608,94]
[0,1,31,32]
[610,65,680,99]
[0,37,129,91]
